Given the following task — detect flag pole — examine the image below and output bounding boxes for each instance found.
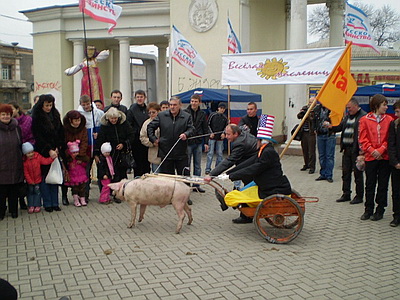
[168,30,173,100]
[81,4,96,158]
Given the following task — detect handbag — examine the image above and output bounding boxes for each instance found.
[45,158,63,185]
[291,124,303,141]
[121,141,136,169]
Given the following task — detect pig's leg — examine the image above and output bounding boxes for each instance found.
[128,202,137,228]
[184,201,193,225]
[172,201,186,234]
[138,204,147,222]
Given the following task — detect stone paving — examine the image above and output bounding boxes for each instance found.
[1,149,399,300]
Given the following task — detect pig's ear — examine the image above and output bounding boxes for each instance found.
[108,182,123,191]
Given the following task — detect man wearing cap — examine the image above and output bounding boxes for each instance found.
[205,102,229,174]
[208,115,292,223]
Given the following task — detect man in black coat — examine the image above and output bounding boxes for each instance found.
[329,98,366,204]
[147,96,194,176]
[104,90,128,115]
[238,102,259,137]
[127,90,150,177]
[184,94,209,193]
[204,124,258,222]
[388,100,400,227]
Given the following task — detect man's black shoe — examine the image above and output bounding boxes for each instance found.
[370,212,383,221]
[350,197,363,204]
[193,187,206,193]
[300,166,309,171]
[45,207,53,213]
[308,169,315,174]
[315,176,326,181]
[327,178,333,183]
[113,198,121,204]
[53,206,61,211]
[360,212,372,220]
[390,217,400,227]
[232,216,252,224]
[336,195,351,202]
[187,199,193,205]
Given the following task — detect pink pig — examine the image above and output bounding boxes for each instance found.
[108,177,193,234]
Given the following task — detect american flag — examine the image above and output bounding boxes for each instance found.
[228,18,242,54]
[257,114,275,140]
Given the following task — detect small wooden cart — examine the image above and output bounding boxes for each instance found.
[212,182,318,244]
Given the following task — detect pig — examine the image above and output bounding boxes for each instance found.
[108,177,193,234]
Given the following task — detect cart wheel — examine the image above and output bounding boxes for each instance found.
[254,194,304,244]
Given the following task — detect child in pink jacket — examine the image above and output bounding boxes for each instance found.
[64,140,88,207]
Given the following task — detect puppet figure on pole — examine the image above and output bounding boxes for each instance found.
[64,46,109,107]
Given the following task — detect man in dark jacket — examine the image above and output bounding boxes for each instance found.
[104,90,128,115]
[329,98,366,204]
[205,102,229,174]
[184,94,209,193]
[127,90,150,177]
[238,102,259,137]
[388,100,400,227]
[147,96,194,177]
[205,124,258,223]
[297,97,316,174]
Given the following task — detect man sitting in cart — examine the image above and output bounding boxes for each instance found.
[205,114,292,223]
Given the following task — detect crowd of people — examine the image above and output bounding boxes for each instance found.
[297,95,400,227]
[1,92,399,229]
[0,90,232,218]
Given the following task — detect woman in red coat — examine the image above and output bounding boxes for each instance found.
[358,94,393,221]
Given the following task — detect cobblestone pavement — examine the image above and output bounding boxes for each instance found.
[1,149,399,300]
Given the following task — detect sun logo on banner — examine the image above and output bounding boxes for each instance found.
[257,58,289,80]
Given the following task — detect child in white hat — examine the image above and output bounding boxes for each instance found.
[97,142,115,204]
[22,142,54,214]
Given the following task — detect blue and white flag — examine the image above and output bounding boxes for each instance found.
[345,2,380,54]
[228,18,242,54]
[171,25,206,78]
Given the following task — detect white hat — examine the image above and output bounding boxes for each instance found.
[101,142,112,154]
[22,142,34,155]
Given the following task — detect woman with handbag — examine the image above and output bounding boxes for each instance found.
[0,104,24,219]
[95,108,134,202]
[31,94,63,212]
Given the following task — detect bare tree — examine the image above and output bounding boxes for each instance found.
[308,2,400,47]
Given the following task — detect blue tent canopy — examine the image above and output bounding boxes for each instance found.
[174,88,262,103]
[174,88,262,121]
[353,83,400,114]
[354,83,400,97]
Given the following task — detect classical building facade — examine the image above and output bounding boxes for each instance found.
[0,43,33,109]
[22,0,371,141]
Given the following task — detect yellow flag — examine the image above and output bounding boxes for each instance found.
[316,42,357,126]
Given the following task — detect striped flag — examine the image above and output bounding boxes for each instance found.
[345,2,380,54]
[171,25,206,78]
[257,114,275,140]
[228,18,242,54]
[79,0,122,33]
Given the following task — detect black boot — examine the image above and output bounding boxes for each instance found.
[19,197,28,210]
[61,186,69,206]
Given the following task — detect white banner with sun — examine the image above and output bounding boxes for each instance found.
[221,46,345,85]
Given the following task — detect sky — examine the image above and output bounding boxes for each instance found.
[1,0,399,49]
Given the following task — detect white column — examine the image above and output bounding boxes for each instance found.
[285,0,307,141]
[156,44,168,102]
[72,39,84,108]
[119,38,131,107]
[327,0,345,47]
